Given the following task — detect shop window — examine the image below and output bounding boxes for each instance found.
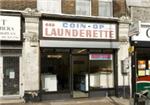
[55,49,70,53]
[138,60,145,76]
[72,49,88,54]
[89,53,114,89]
[89,49,113,53]
[76,0,91,16]
[98,0,113,17]
[136,48,150,92]
[37,0,61,13]
[41,49,70,92]
[137,48,150,77]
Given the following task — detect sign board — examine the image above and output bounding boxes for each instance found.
[0,16,21,41]
[136,77,150,92]
[128,21,140,37]
[128,46,134,53]
[42,20,117,40]
[132,22,150,41]
[89,54,112,60]
[121,57,130,74]
[136,59,150,92]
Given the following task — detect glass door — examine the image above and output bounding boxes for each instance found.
[3,57,19,95]
[72,55,89,98]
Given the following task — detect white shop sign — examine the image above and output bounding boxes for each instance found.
[42,20,117,40]
[132,22,150,41]
[0,16,21,41]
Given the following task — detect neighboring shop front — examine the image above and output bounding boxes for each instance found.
[0,12,23,98]
[39,15,119,100]
[131,22,150,96]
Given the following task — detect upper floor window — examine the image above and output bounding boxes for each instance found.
[98,0,113,17]
[37,0,61,13]
[76,0,91,16]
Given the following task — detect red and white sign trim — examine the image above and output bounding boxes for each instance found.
[42,20,116,40]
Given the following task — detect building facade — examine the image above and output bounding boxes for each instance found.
[0,0,130,101]
[126,0,150,99]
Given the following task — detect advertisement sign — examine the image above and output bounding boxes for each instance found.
[138,60,146,70]
[136,76,150,92]
[0,16,21,41]
[121,57,130,74]
[42,20,116,40]
[128,21,140,37]
[136,60,150,92]
[132,22,150,41]
[89,54,112,60]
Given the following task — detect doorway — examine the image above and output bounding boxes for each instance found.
[3,57,19,95]
[40,48,71,100]
[71,54,89,98]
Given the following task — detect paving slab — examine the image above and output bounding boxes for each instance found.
[0,97,130,105]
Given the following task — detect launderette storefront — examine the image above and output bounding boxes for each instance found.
[39,15,119,100]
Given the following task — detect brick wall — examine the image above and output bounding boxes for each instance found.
[62,0,75,14]
[113,0,127,17]
[91,0,98,16]
[0,0,36,10]
[0,0,127,18]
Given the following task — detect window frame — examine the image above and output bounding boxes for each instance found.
[89,53,114,89]
[98,0,113,17]
[75,0,91,16]
[37,0,61,14]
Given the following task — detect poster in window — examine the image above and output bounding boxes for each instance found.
[89,54,112,60]
[138,60,146,70]
[5,68,15,79]
[146,70,150,75]
[138,70,145,76]
[148,60,150,69]
[9,71,15,79]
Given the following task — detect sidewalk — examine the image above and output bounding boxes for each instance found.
[48,97,130,105]
[0,97,130,105]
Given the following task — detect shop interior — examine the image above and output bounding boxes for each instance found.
[137,48,150,77]
[40,48,114,98]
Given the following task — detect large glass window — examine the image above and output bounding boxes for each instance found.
[41,48,70,92]
[37,0,61,13]
[76,0,91,16]
[137,48,150,77]
[89,53,114,89]
[40,48,115,95]
[136,48,150,92]
[98,0,113,17]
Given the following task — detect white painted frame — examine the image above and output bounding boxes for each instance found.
[76,0,91,16]
[98,0,113,17]
[37,0,61,14]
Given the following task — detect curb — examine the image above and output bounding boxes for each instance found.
[0,99,24,104]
